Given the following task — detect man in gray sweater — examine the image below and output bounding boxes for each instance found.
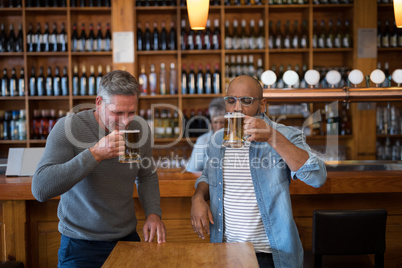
[32,70,166,268]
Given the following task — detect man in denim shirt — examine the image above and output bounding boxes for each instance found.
[191,75,327,268]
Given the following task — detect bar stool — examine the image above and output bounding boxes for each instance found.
[311,209,387,268]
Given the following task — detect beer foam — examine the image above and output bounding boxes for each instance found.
[120,130,140,133]
[224,112,245,118]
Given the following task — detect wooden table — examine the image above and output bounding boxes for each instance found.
[102,242,259,268]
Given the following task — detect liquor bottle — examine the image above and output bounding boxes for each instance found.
[137,22,143,51]
[53,66,61,96]
[168,20,176,50]
[212,19,220,49]
[248,55,255,77]
[80,65,88,95]
[71,0,77,6]
[204,63,212,94]
[71,23,79,52]
[173,110,180,138]
[18,68,24,96]
[9,68,17,96]
[241,55,248,75]
[59,22,68,52]
[0,24,6,53]
[18,109,26,140]
[42,22,50,52]
[381,20,390,48]
[139,65,148,95]
[27,23,34,52]
[283,20,291,49]
[188,63,196,94]
[160,21,168,51]
[152,21,159,51]
[292,20,300,49]
[312,20,318,48]
[180,19,187,50]
[96,65,102,94]
[48,109,57,134]
[300,19,308,48]
[235,55,242,77]
[49,22,57,52]
[45,66,53,96]
[377,20,382,48]
[274,21,283,49]
[154,109,164,138]
[382,61,390,87]
[325,19,334,48]
[196,63,204,94]
[149,64,157,95]
[224,20,232,50]
[37,66,45,96]
[88,65,96,95]
[203,19,212,50]
[105,23,111,51]
[164,110,173,138]
[40,109,50,139]
[187,27,195,50]
[16,23,23,52]
[29,67,36,96]
[232,20,241,49]
[213,63,221,94]
[248,19,257,49]
[86,23,95,52]
[72,65,79,96]
[7,23,16,52]
[181,63,188,94]
[194,29,202,50]
[317,20,326,48]
[10,110,19,140]
[169,63,177,95]
[390,20,398,48]
[240,19,249,49]
[342,19,351,48]
[334,19,342,48]
[144,21,152,51]
[256,58,264,83]
[159,63,167,95]
[61,66,68,96]
[276,64,284,88]
[79,23,86,52]
[268,20,274,49]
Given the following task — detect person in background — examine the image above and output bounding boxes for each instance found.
[32,70,166,268]
[190,75,327,268]
[186,97,226,172]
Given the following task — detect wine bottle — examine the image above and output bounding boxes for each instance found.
[80,0,85,7]
[283,20,291,49]
[342,19,351,48]
[87,23,95,52]
[195,29,203,50]
[180,19,187,50]
[49,22,57,52]
[276,64,284,88]
[96,65,102,94]
[390,20,398,48]
[213,63,221,94]
[79,23,86,52]
[160,21,167,50]
[144,21,152,51]
[105,23,111,51]
[139,65,148,95]
[18,68,25,96]
[80,65,88,95]
[377,20,382,48]
[212,19,220,49]
[196,63,204,94]
[59,22,68,52]
[240,19,248,49]
[71,23,79,52]
[16,23,23,52]
[45,66,53,96]
[29,67,37,96]
[188,63,196,94]
[334,19,342,48]
[232,19,241,49]
[248,19,257,49]
[300,19,308,48]
[1,68,9,96]
[61,66,68,96]
[9,68,18,96]
[248,55,255,77]
[152,21,159,51]
[0,24,6,53]
[242,55,248,75]
[187,27,195,50]
[224,20,232,50]
[382,20,390,48]
[88,65,96,95]
[268,20,274,49]
[274,21,283,49]
[169,63,177,95]
[317,20,326,48]
[137,22,143,51]
[149,64,157,95]
[292,20,300,49]
[168,20,176,50]
[235,55,242,77]
[72,65,79,96]
[203,19,212,50]
[204,63,212,94]
[37,66,45,96]
[181,63,188,94]
[326,19,334,48]
[256,58,264,83]
[312,20,318,48]
[42,22,50,52]
[53,66,61,96]
[7,23,16,52]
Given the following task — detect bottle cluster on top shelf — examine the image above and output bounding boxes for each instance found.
[28,66,68,96]
[312,19,352,49]
[181,63,221,95]
[137,21,177,51]
[377,19,402,48]
[1,67,25,97]
[26,22,67,52]
[268,19,308,49]
[180,19,220,50]
[0,23,23,52]
[72,64,109,96]
[224,19,264,50]
[31,109,66,140]
[0,109,26,141]
[71,22,111,52]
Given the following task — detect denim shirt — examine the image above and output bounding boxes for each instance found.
[195,114,327,268]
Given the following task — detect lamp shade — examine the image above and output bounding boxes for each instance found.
[395,0,402,28]
[187,0,209,30]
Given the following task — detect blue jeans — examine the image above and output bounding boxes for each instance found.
[58,231,140,268]
[256,253,275,268]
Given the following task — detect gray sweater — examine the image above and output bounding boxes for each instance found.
[32,109,161,241]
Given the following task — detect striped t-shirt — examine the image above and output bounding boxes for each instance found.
[222,145,271,253]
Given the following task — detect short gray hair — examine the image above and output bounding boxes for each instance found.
[98,70,140,101]
[209,97,226,119]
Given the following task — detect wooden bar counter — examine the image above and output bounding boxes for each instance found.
[1,170,402,267]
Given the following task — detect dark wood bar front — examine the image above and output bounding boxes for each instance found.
[1,171,402,267]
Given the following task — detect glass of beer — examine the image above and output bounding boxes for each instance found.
[119,130,141,163]
[222,112,245,148]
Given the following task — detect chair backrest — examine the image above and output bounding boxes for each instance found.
[312,209,387,256]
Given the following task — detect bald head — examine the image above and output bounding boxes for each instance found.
[228,75,263,99]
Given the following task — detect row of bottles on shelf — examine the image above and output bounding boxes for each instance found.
[224,19,265,50]
[29,66,69,96]
[31,109,66,139]
[26,22,67,52]
[25,0,110,7]
[0,109,26,140]
[0,23,23,53]
[377,0,394,3]
[71,23,112,52]
[139,63,177,95]
[137,21,177,51]
[1,67,25,97]
[376,105,401,136]
[181,63,221,95]
[181,19,220,50]
[267,19,308,49]
[71,64,109,96]
[312,19,351,49]
[377,19,402,48]
[377,138,402,161]
[224,54,264,87]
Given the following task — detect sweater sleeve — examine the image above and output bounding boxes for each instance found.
[32,116,99,202]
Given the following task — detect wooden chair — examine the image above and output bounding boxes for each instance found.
[312,209,387,268]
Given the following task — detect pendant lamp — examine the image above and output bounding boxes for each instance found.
[395,0,402,28]
[187,0,209,30]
